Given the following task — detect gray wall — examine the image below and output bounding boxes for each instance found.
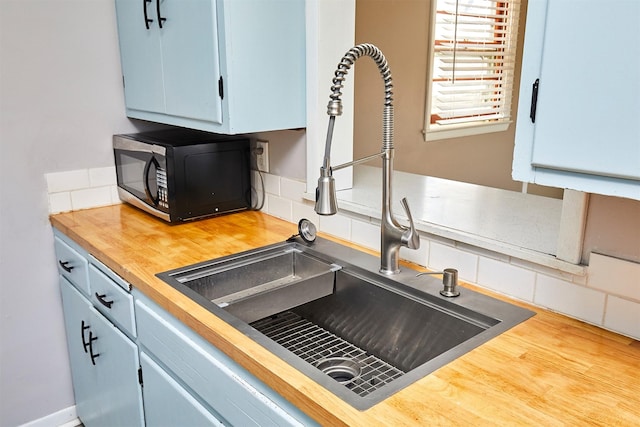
[0,1,148,425]
[0,2,304,425]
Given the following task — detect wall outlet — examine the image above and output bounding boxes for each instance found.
[255,140,269,173]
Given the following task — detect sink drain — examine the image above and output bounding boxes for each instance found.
[251,310,405,397]
[315,357,362,385]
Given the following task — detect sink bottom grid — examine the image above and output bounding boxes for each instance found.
[251,310,405,397]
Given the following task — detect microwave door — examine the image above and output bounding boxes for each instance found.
[115,150,161,206]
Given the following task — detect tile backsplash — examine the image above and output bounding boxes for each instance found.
[45,168,640,340]
[45,167,120,214]
[254,171,640,341]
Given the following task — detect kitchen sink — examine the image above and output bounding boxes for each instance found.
[171,246,341,323]
[157,238,534,410]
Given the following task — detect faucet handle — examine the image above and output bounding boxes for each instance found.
[400,197,420,249]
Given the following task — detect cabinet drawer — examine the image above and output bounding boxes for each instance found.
[89,264,136,338]
[54,235,89,295]
[135,293,315,427]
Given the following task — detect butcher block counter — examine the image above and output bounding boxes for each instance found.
[50,204,640,426]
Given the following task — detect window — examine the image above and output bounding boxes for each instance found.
[424,0,522,141]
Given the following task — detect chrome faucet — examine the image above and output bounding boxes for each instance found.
[314,43,419,275]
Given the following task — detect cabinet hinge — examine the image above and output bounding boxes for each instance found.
[138,366,143,387]
[218,76,224,100]
[122,75,125,89]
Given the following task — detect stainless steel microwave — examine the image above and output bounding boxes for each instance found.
[113,129,251,223]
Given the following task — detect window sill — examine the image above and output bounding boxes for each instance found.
[304,165,585,275]
[424,121,511,141]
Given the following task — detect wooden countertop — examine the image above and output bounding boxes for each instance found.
[51,204,640,426]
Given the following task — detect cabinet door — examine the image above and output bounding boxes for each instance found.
[140,352,225,427]
[135,294,318,426]
[60,277,101,425]
[513,0,640,199]
[160,0,222,123]
[60,278,144,427]
[89,304,144,427]
[529,0,640,180]
[114,0,165,113]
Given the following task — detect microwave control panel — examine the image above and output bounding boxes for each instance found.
[157,167,168,209]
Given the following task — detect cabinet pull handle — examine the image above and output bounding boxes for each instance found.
[143,0,153,29]
[95,293,114,309]
[156,0,166,28]
[87,331,100,366]
[143,156,160,207]
[529,78,540,123]
[59,260,74,273]
[81,320,91,353]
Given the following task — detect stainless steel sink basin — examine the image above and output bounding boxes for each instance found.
[158,238,534,410]
[171,246,341,323]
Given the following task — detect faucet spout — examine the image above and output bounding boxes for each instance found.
[314,43,419,275]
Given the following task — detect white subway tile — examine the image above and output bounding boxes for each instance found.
[266,195,292,221]
[351,219,380,252]
[89,166,116,187]
[319,214,351,241]
[588,253,640,301]
[604,296,640,339]
[260,194,269,212]
[48,192,72,214]
[70,187,113,211]
[46,169,90,193]
[263,173,280,196]
[292,201,320,227]
[428,242,478,282]
[534,275,605,325]
[280,178,306,202]
[400,236,429,267]
[424,233,456,247]
[457,241,510,263]
[250,171,267,210]
[251,170,264,190]
[110,185,121,205]
[511,257,577,282]
[571,274,587,286]
[478,257,536,302]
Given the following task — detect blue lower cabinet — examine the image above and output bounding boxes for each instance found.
[56,228,316,426]
[140,352,225,426]
[60,278,144,427]
[60,277,101,424]
[134,291,319,426]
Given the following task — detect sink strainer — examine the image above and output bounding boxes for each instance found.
[251,310,405,397]
[316,357,362,385]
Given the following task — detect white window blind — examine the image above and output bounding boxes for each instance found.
[426,0,521,137]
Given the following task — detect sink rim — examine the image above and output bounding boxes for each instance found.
[157,237,535,410]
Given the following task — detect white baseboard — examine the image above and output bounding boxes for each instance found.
[18,405,78,427]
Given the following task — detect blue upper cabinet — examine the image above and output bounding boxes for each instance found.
[114,0,305,134]
[513,0,640,200]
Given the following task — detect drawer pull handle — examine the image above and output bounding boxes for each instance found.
[59,260,74,273]
[81,320,91,353]
[88,331,100,366]
[95,293,114,309]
